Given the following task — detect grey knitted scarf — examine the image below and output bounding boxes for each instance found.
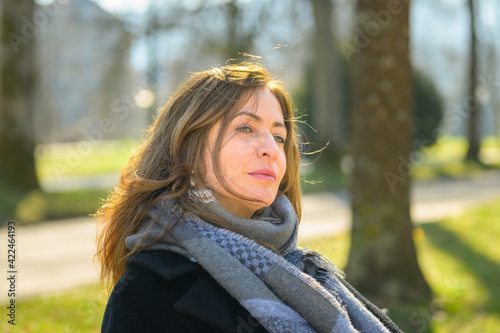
[126,190,402,333]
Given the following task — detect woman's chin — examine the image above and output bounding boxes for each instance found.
[214,187,278,218]
[246,191,277,208]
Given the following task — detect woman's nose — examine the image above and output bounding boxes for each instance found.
[257,133,281,160]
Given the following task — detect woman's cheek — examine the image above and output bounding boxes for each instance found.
[225,159,242,172]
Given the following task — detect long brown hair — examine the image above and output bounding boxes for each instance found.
[94,61,302,288]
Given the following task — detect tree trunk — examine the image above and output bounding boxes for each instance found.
[0,0,40,192]
[311,0,344,159]
[466,0,480,162]
[346,0,431,305]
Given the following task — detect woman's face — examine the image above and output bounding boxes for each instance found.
[203,88,287,218]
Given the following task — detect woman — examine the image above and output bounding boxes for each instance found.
[95,61,402,332]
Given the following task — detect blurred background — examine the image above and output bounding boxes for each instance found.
[0,0,499,332]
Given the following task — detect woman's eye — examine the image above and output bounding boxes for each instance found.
[274,135,286,144]
[237,125,252,133]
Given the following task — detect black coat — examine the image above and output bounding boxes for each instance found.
[101,250,269,333]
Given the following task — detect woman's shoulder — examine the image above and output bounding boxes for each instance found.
[101,251,201,332]
[102,250,269,333]
[109,250,208,315]
[110,250,202,306]
[126,250,202,280]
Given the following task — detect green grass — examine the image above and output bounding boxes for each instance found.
[2,199,498,332]
[1,139,137,225]
[0,284,106,333]
[302,198,500,333]
[15,189,110,223]
[414,201,500,332]
[412,136,500,180]
[35,139,138,179]
[0,188,111,226]
[300,136,500,192]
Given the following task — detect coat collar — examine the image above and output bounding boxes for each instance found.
[128,250,262,333]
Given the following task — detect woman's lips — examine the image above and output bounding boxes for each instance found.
[247,168,276,181]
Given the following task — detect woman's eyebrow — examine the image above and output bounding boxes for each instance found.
[234,111,287,131]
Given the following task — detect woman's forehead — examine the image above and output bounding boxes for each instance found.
[233,89,284,119]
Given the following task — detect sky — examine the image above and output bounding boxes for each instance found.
[37,0,149,13]
[92,0,148,13]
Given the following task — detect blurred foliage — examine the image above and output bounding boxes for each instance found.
[412,70,444,148]
[293,61,444,156]
[0,186,25,226]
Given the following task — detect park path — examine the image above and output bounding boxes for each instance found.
[1,171,500,303]
[299,170,500,239]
